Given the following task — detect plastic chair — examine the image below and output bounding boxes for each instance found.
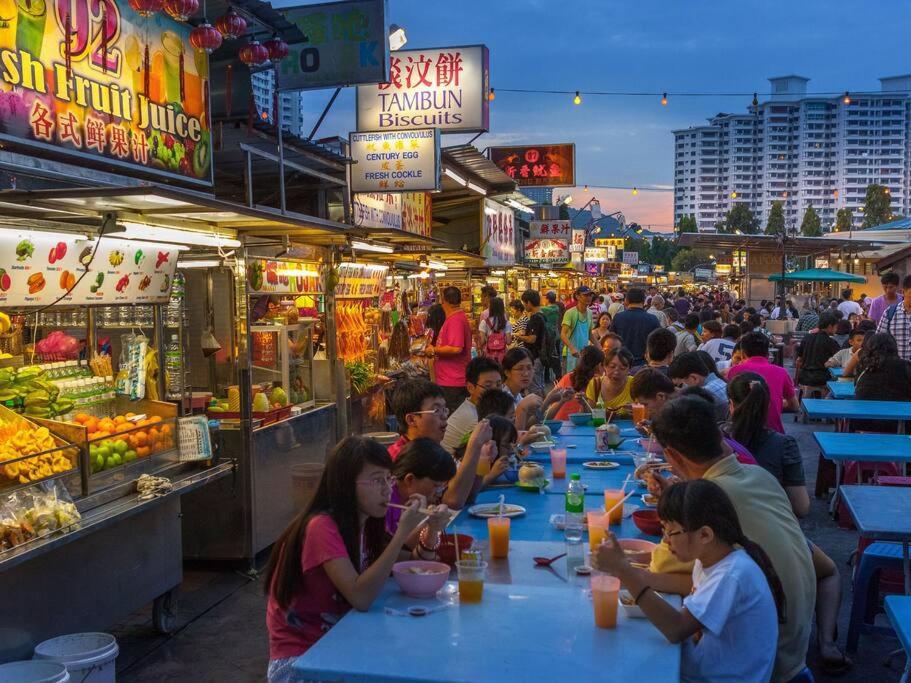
[846,542,905,653]
[875,475,911,488]
[837,462,901,528]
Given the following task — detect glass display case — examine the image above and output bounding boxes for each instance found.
[250,320,316,410]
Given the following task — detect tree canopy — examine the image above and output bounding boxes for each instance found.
[718,203,759,234]
[861,184,893,228]
[765,201,785,235]
[834,208,854,233]
[800,204,822,236]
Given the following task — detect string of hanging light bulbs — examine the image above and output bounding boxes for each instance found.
[487,89,860,106]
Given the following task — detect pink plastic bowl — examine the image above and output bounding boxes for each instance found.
[392,561,451,598]
[617,538,657,565]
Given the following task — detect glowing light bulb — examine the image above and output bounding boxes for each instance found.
[573,91,582,105]
[730,191,737,199]
[843,91,851,105]
[632,187,638,196]
[488,88,495,102]
[661,92,667,106]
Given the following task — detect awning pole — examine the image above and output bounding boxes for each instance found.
[276,65,287,214]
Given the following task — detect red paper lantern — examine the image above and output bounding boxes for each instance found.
[163,0,198,21]
[129,0,164,17]
[215,8,247,40]
[238,40,269,67]
[263,35,289,62]
[189,21,222,53]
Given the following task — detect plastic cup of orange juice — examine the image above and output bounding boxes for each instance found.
[487,516,510,559]
[456,560,487,603]
[476,455,491,476]
[603,489,625,525]
[591,575,620,628]
[632,403,648,425]
[587,511,608,552]
[550,447,567,479]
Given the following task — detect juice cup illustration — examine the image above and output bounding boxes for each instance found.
[15,0,46,59]
[125,35,144,96]
[0,0,16,52]
[161,30,182,104]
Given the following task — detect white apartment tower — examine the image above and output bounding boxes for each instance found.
[674,75,911,232]
[251,70,308,137]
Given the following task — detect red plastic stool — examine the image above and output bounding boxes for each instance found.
[875,475,911,487]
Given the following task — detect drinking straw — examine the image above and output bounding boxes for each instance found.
[605,489,636,519]
[605,410,613,425]
[498,494,505,518]
[453,525,460,562]
[620,473,631,493]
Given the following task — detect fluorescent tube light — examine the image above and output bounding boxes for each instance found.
[466,181,486,195]
[120,222,241,248]
[444,168,467,185]
[351,239,393,254]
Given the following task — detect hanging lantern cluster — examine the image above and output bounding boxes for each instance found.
[263,34,289,62]
[189,21,222,53]
[238,40,269,67]
[128,0,165,17]
[163,0,198,21]
[215,8,247,39]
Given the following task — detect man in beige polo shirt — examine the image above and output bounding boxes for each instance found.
[638,396,815,683]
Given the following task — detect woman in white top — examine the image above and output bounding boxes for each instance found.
[595,479,784,683]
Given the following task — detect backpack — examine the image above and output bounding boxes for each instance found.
[884,303,899,334]
[485,326,507,362]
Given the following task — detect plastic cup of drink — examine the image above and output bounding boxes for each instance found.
[591,407,606,427]
[591,575,620,628]
[632,403,648,424]
[603,489,625,525]
[550,447,567,479]
[587,511,608,552]
[487,516,510,559]
[476,456,491,476]
[456,560,487,603]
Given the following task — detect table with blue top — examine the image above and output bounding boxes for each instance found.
[831,367,844,378]
[885,596,911,683]
[826,380,855,400]
[840,485,911,594]
[814,433,911,513]
[802,398,911,433]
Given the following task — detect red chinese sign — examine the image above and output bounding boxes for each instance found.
[529,219,571,240]
[524,238,569,266]
[489,143,575,187]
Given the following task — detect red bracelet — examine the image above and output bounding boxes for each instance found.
[419,526,441,552]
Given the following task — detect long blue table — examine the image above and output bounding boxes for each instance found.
[826,380,855,400]
[885,596,911,683]
[831,367,844,378]
[840,485,911,594]
[802,398,911,433]
[814,432,911,514]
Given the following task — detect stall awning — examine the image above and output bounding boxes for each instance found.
[768,268,867,283]
[0,185,361,245]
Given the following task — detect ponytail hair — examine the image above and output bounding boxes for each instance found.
[657,479,787,623]
[726,372,770,451]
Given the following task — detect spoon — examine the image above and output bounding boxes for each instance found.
[533,552,567,567]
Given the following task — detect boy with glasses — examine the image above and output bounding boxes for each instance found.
[442,357,503,454]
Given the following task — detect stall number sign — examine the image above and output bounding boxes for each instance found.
[481,200,515,267]
[528,220,570,240]
[0,232,178,307]
[349,129,440,192]
[0,0,211,185]
[524,238,569,266]
[357,45,490,133]
[570,229,586,254]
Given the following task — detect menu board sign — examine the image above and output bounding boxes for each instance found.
[246,259,322,294]
[0,232,178,307]
[524,238,569,266]
[349,128,440,192]
[622,250,639,265]
[0,0,212,185]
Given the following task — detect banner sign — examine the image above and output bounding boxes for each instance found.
[528,219,571,240]
[481,199,515,266]
[637,263,652,275]
[246,259,322,294]
[0,1,211,185]
[694,267,716,281]
[349,128,440,192]
[570,228,586,253]
[352,193,402,230]
[488,143,575,187]
[593,237,625,249]
[0,232,179,306]
[524,238,569,266]
[583,247,609,263]
[622,250,639,265]
[357,45,490,133]
[277,0,389,91]
[402,192,432,237]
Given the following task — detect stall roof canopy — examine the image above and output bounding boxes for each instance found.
[443,145,517,196]
[677,232,892,255]
[862,216,911,231]
[0,185,358,245]
[768,268,867,283]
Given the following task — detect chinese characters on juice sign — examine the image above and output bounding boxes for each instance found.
[488,144,575,187]
[349,128,440,192]
[0,0,211,184]
[357,45,489,132]
[529,220,571,240]
[277,0,389,91]
[481,199,514,266]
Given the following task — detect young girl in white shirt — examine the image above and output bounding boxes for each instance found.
[595,479,786,683]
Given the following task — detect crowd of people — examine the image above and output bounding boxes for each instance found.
[264,275,911,683]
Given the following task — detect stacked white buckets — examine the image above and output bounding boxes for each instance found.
[0,633,118,682]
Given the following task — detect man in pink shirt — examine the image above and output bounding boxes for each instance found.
[868,272,903,325]
[425,286,473,413]
[727,331,799,433]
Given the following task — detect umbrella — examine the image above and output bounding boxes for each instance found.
[767,268,866,283]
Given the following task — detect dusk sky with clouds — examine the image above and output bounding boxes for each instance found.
[275,0,911,232]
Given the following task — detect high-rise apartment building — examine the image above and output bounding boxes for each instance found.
[251,71,307,136]
[674,75,911,232]
[521,187,554,205]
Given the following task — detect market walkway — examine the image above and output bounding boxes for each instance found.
[113,419,906,683]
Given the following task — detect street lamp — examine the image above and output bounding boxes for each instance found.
[388,24,407,51]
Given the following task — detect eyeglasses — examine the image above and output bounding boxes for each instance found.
[662,527,686,540]
[408,406,449,418]
[356,474,396,490]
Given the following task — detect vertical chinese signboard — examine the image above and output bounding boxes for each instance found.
[0,0,211,185]
[401,192,432,237]
[488,144,575,187]
[481,199,514,266]
[357,45,490,133]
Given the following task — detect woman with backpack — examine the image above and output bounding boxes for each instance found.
[478,296,511,364]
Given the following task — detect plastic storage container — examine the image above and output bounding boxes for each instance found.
[33,632,118,683]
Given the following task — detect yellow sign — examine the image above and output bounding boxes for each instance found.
[593,238,624,249]
[0,0,211,184]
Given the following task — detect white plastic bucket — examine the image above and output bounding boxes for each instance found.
[291,463,324,509]
[0,660,70,682]
[33,633,118,683]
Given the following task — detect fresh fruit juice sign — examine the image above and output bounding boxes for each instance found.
[0,0,211,185]
[0,232,179,306]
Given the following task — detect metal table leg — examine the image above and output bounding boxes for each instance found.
[829,461,843,516]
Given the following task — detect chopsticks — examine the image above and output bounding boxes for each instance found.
[386,503,459,527]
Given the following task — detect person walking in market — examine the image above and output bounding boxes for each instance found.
[540,290,565,380]
[560,285,595,372]
[424,286,473,414]
[512,289,549,396]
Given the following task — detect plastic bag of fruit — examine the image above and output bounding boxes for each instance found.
[19,479,81,539]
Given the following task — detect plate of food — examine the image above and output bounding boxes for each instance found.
[468,503,527,518]
[515,479,550,491]
[528,441,556,452]
[582,461,620,470]
[641,493,658,507]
